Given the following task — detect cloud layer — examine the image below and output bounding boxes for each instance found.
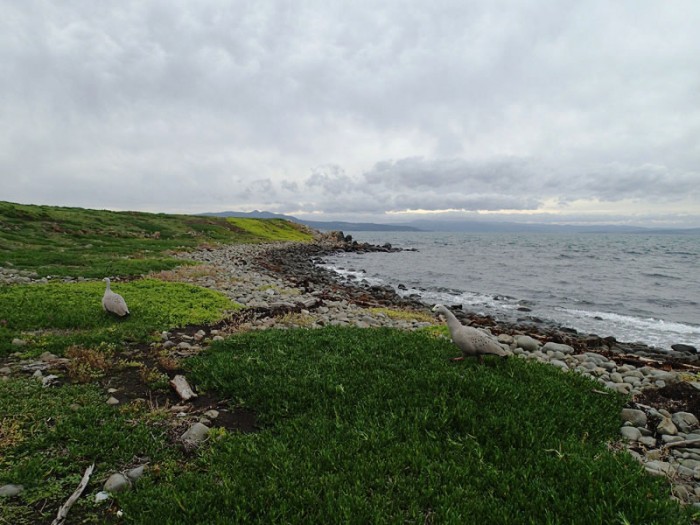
[2,1,699,226]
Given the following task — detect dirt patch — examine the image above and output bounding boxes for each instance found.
[98,349,259,435]
[634,382,700,418]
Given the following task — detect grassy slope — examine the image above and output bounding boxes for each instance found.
[115,328,692,524]
[0,201,313,277]
[0,279,236,357]
[0,201,312,356]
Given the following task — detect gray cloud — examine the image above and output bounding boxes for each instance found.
[1,1,699,226]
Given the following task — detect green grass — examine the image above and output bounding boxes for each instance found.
[0,201,313,277]
[0,378,178,524]
[0,279,237,357]
[225,217,315,242]
[107,327,692,524]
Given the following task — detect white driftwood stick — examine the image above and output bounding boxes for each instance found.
[51,463,95,525]
[170,374,198,401]
[662,438,700,450]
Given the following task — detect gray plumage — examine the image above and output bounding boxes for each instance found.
[432,304,508,362]
[102,278,129,317]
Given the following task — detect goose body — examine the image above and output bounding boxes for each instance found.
[102,278,129,317]
[432,304,507,362]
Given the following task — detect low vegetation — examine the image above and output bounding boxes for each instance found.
[114,327,690,524]
[0,201,313,277]
[0,279,237,357]
[0,378,177,524]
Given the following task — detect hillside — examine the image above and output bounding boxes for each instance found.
[0,201,314,278]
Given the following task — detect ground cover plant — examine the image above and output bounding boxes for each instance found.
[114,327,692,524]
[0,201,313,277]
[0,279,237,357]
[0,377,178,524]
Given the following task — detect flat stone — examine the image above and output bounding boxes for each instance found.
[126,465,146,482]
[181,422,210,444]
[639,436,657,447]
[549,359,569,372]
[497,334,514,344]
[11,338,26,346]
[609,372,623,383]
[621,408,647,427]
[620,426,642,441]
[106,396,120,405]
[657,417,678,436]
[104,473,131,493]
[515,335,540,352]
[613,383,632,395]
[645,460,676,476]
[0,484,24,497]
[673,412,699,433]
[662,435,684,444]
[542,342,574,355]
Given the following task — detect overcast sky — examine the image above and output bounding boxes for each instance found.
[2,1,699,226]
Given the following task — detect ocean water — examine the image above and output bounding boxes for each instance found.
[319,232,700,351]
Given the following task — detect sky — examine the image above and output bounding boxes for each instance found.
[2,1,700,227]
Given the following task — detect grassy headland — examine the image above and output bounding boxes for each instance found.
[0,202,694,524]
[0,201,312,278]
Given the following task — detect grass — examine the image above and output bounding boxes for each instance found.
[0,378,178,524]
[106,327,691,524]
[0,279,237,357]
[0,201,313,277]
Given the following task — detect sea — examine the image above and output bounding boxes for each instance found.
[318,231,700,351]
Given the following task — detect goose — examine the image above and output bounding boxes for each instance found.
[102,278,129,317]
[432,304,508,363]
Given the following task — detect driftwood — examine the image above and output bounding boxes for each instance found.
[610,353,700,372]
[51,463,95,525]
[170,374,198,401]
[662,438,700,450]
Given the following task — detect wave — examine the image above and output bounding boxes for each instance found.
[642,272,682,280]
[560,308,698,333]
[553,307,700,349]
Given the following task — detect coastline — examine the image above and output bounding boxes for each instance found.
[178,233,700,506]
[232,234,700,367]
[3,233,700,508]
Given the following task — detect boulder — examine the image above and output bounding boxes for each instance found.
[672,344,697,354]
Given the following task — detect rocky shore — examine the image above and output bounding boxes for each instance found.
[176,232,700,507]
[3,232,700,507]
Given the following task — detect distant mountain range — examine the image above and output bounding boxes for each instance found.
[201,210,700,234]
[201,210,422,232]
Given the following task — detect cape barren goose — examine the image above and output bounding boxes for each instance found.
[102,278,129,317]
[432,304,508,363]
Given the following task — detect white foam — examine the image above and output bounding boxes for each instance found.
[317,264,384,286]
[554,307,700,350]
